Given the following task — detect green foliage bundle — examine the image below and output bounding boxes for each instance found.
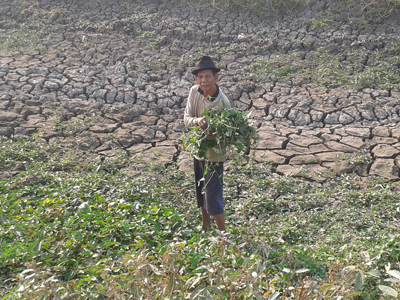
[182,107,259,161]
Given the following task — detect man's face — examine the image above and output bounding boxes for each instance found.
[195,69,219,95]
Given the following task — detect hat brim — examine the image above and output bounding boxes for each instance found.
[192,67,220,75]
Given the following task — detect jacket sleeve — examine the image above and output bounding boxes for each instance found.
[184,87,201,128]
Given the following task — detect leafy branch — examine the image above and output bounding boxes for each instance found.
[182,107,260,163]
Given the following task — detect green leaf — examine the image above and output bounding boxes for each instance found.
[320,284,336,292]
[345,291,363,298]
[378,285,398,298]
[208,286,225,296]
[268,292,280,300]
[254,293,263,300]
[0,215,8,223]
[355,270,364,291]
[367,270,381,278]
[295,268,310,274]
[182,136,187,150]
[387,270,400,280]
[28,239,42,253]
[191,285,207,300]
[235,140,243,151]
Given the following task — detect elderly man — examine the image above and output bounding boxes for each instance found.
[184,56,233,232]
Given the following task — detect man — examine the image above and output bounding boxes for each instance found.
[184,56,233,232]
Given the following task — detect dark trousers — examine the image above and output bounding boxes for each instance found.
[193,158,224,216]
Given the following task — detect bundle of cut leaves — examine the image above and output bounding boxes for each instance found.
[182,107,259,161]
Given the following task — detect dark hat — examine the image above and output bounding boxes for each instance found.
[192,56,220,75]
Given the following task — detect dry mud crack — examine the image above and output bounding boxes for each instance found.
[1,0,400,182]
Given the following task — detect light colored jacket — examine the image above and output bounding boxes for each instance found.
[184,85,233,162]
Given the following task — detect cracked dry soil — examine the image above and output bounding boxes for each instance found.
[1,0,400,182]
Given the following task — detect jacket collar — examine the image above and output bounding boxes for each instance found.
[197,84,221,103]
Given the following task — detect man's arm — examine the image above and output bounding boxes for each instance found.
[184,87,203,128]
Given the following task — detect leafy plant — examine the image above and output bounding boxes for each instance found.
[182,107,259,162]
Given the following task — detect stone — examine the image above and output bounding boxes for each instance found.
[325,112,340,124]
[272,149,302,157]
[321,133,342,142]
[43,80,60,91]
[91,89,107,100]
[325,141,358,153]
[276,164,299,176]
[177,158,192,172]
[395,156,400,168]
[374,107,389,120]
[257,136,288,150]
[131,115,158,126]
[360,110,376,121]
[154,130,166,141]
[158,98,174,108]
[0,111,20,122]
[21,106,41,118]
[310,110,324,122]
[0,127,13,137]
[90,124,118,133]
[339,113,354,125]
[269,104,290,118]
[132,127,155,142]
[369,158,399,179]
[286,143,310,153]
[372,136,398,144]
[340,136,366,149]
[289,136,322,147]
[345,127,371,138]
[253,150,286,164]
[252,98,268,110]
[289,154,317,165]
[301,164,329,182]
[77,136,101,150]
[308,144,331,153]
[288,110,311,126]
[141,146,177,164]
[391,128,400,138]
[371,144,400,158]
[61,100,102,115]
[127,144,152,155]
[14,126,36,135]
[322,161,354,174]
[315,152,346,163]
[372,126,391,137]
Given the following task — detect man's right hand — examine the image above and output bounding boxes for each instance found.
[197,117,208,130]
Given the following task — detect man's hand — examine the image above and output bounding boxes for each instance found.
[197,117,208,130]
[197,117,214,137]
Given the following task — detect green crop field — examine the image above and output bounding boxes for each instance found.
[0,136,399,299]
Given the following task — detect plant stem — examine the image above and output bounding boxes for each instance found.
[283,252,294,300]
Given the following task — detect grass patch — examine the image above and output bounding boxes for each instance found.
[250,47,400,90]
[0,136,399,298]
[0,28,41,51]
[185,0,400,20]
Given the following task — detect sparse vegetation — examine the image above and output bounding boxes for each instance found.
[198,0,400,20]
[1,136,399,299]
[250,47,400,91]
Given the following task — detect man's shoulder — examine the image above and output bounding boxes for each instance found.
[188,85,202,98]
[190,85,200,92]
[219,90,233,107]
